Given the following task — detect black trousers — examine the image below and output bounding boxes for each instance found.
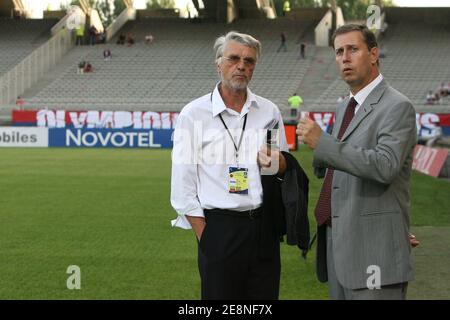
[197,210,280,300]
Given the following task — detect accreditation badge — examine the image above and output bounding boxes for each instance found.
[228,167,249,194]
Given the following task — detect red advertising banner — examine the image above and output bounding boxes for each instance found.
[12,110,179,129]
[412,145,449,177]
[300,111,450,137]
[10,110,450,144]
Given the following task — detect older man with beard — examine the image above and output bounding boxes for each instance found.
[170,31,295,299]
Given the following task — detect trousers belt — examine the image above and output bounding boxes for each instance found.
[204,207,263,219]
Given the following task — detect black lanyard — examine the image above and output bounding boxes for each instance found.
[211,87,248,167]
[218,113,247,160]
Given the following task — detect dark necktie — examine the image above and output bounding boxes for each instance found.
[314,97,357,226]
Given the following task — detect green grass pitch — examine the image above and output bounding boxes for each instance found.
[0,148,449,299]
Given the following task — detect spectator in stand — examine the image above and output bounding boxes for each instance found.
[77,61,86,74]
[299,42,306,59]
[75,25,85,46]
[434,91,441,104]
[13,9,22,19]
[426,90,435,104]
[84,62,93,73]
[103,48,112,60]
[16,96,25,109]
[145,33,154,45]
[117,33,126,45]
[438,82,449,97]
[288,93,303,119]
[277,32,287,53]
[126,33,135,46]
[89,26,98,45]
[283,1,291,17]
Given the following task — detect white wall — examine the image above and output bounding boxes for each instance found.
[315,9,332,47]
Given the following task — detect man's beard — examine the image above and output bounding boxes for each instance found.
[221,75,249,92]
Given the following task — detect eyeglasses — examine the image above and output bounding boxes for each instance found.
[222,55,257,67]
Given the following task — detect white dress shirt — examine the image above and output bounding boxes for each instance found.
[170,83,288,229]
[350,73,384,114]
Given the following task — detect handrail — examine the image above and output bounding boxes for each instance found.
[51,13,70,35]
[105,7,136,42]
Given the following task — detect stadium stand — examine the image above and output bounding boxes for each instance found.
[0,18,58,76]
[1,9,449,120]
[18,17,317,114]
[304,21,450,113]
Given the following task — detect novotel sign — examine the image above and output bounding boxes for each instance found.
[48,128,173,148]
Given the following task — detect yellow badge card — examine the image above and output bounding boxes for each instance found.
[228,167,249,194]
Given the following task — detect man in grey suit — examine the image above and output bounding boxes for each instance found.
[297,24,418,299]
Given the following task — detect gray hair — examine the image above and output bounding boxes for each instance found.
[214,31,261,64]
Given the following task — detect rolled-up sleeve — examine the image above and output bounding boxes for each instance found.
[170,112,204,229]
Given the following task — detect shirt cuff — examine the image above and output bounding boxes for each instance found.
[171,208,204,230]
[171,215,192,229]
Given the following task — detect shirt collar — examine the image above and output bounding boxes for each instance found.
[211,82,258,118]
[350,73,384,107]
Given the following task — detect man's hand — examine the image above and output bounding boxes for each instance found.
[296,116,323,150]
[186,216,206,241]
[409,233,420,248]
[258,144,287,176]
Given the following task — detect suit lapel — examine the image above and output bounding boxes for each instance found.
[341,79,388,141]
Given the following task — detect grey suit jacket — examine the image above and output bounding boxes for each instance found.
[314,79,417,289]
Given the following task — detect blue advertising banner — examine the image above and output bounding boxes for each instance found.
[49,128,174,148]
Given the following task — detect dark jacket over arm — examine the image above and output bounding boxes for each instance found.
[260,151,310,259]
[281,152,310,257]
